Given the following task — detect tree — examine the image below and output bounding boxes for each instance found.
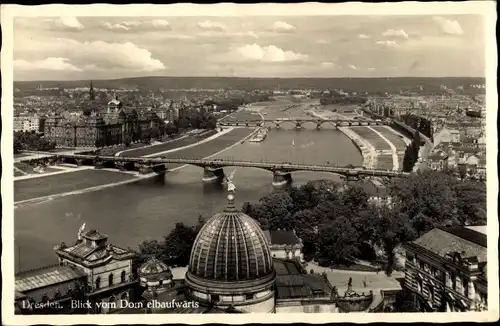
[141,128,151,143]
[177,117,190,129]
[251,190,294,230]
[150,126,160,140]
[453,180,487,225]
[14,138,23,154]
[389,170,458,236]
[402,145,416,172]
[162,222,199,266]
[136,218,206,267]
[166,123,178,136]
[315,217,360,266]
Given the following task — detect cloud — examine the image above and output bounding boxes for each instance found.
[348,64,357,70]
[315,39,330,44]
[273,21,296,33]
[358,34,371,39]
[49,17,84,31]
[376,40,400,48]
[367,67,376,71]
[382,29,409,39]
[433,16,464,36]
[235,43,308,62]
[197,30,259,39]
[15,38,166,73]
[321,61,337,68]
[14,57,83,72]
[101,20,172,32]
[197,20,227,32]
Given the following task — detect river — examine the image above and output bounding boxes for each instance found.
[14,101,363,271]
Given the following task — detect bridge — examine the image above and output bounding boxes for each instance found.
[217,118,388,129]
[28,154,409,188]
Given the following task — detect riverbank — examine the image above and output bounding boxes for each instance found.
[338,127,378,169]
[116,129,218,157]
[15,127,260,206]
[308,109,377,169]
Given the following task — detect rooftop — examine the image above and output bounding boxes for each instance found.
[466,225,487,235]
[275,274,332,300]
[411,227,487,262]
[15,264,86,293]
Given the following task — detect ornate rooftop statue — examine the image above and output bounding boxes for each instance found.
[77,223,86,240]
[226,169,237,193]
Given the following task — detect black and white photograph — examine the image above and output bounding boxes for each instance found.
[1,2,497,324]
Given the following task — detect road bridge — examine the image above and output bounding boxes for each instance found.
[217,118,388,129]
[26,154,409,188]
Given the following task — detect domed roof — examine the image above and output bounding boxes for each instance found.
[188,192,273,282]
[138,258,172,278]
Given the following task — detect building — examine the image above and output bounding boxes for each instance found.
[13,114,43,133]
[44,96,165,148]
[118,189,394,314]
[402,226,487,312]
[15,226,137,314]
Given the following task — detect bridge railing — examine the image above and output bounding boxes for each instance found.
[47,153,408,177]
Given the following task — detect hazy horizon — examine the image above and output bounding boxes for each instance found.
[14,75,486,84]
[13,15,486,81]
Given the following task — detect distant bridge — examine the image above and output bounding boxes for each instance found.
[29,154,409,188]
[217,118,388,129]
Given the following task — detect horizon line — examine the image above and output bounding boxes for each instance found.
[14,75,486,83]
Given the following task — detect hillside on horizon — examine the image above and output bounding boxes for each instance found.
[15,76,486,92]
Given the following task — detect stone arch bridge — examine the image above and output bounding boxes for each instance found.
[217,118,388,129]
[29,154,408,188]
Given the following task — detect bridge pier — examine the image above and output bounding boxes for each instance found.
[272,170,292,189]
[152,164,167,175]
[295,122,302,129]
[202,166,225,184]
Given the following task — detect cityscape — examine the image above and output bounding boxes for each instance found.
[3,4,496,323]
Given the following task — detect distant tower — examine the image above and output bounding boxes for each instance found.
[89,81,95,100]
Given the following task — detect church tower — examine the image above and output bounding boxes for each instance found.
[89,80,95,100]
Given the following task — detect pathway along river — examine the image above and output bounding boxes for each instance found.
[14,102,362,271]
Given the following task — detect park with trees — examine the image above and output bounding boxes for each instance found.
[135,170,486,275]
[14,131,56,154]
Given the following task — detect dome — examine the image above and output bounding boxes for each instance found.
[138,258,172,280]
[188,193,273,282]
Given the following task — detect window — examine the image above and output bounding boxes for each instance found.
[95,277,101,290]
[109,273,114,287]
[121,271,126,283]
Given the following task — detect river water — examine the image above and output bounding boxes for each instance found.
[14,102,363,271]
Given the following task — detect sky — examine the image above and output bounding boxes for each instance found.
[13,15,485,81]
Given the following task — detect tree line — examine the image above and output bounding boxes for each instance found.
[402,131,421,172]
[400,114,433,141]
[135,170,485,275]
[14,130,56,153]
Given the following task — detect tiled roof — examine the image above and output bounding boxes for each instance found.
[412,227,487,262]
[15,265,86,293]
[275,274,331,299]
[272,258,302,275]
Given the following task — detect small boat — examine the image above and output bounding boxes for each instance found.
[292,140,295,146]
